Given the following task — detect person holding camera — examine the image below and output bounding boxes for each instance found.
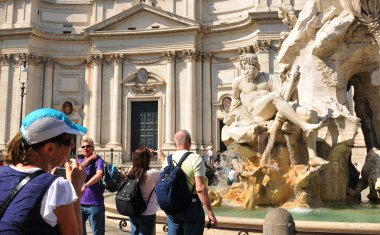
[76,138,105,235]
[0,108,87,235]
[127,147,161,235]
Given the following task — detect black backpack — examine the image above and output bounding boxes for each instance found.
[102,162,123,193]
[115,175,155,216]
[155,152,194,215]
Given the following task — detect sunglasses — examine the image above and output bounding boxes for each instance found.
[81,145,93,149]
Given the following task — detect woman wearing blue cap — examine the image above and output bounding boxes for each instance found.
[0,108,87,235]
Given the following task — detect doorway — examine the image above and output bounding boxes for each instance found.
[219,119,227,152]
[130,101,158,154]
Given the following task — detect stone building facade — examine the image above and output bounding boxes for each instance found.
[0,0,307,162]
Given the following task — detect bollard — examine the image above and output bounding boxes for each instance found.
[263,208,295,235]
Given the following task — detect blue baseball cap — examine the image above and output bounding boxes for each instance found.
[20,108,87,145]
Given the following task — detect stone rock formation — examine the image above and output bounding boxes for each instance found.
[220,0,380,208]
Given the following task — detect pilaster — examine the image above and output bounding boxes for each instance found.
[0,54,12,148]
[88,54,103,146]
[43,58,55,108]
[162,51,176,149]
[108,54,123,148]
[83,60,92,138]
[202,52,212,148]
[183,50,197,145]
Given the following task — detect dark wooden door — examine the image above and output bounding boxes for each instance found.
[131,101,158,154]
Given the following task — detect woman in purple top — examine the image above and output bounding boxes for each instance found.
[76,138,105,235]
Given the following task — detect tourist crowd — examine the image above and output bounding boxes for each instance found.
[0,107,222,235]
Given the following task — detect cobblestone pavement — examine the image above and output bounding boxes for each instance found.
[85,215,129,235]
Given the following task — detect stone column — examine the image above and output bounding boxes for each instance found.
[23,54,43,115]
[183,50,196,144]
[163,51,176,147]
[202,52,212,147]
[43,58,54,108]
[195,53,203,148]
[83,60,91,138]
[89,54,103,146]
[109,54,123,148]
[0,54,11,148]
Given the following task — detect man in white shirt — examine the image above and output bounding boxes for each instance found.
[207,148,215,166]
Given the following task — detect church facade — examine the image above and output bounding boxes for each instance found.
[0,0,308,163]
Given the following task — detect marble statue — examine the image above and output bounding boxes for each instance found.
[219,0,380,208]
[353,147,380,202]
[224,53,327,167]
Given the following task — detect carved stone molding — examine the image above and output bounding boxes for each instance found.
[111,54,124,65]
[183,50,197,62]
[201,52,213,62]
[16,53,30,65]
[87,54,104,65]
[44,58,55,67]
[123,68,166,96]
[30,56,44,65]
[124,56,163,65]
[162,51,176,62]
[238,45,255,54]
[253,40,272,53]
[0,54,11,65]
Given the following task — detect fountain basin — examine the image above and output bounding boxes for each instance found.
[105,193,380,235]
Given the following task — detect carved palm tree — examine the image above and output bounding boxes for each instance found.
[341,0,380,44]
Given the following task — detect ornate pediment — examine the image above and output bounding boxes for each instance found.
[122,68,166,95]
[84,3,200,34]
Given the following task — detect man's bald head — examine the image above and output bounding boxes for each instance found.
[174,130,191,150]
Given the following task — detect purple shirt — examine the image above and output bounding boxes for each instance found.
[77,155,105,205]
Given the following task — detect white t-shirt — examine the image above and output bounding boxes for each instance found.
[140,169,161,215]
[228,169,237,181]
[207,149,214,158]
[9,165,78,227]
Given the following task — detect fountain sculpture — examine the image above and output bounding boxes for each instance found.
[217,0,380,209]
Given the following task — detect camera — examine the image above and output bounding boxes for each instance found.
[55,166,66,178]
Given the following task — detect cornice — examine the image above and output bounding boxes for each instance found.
[41,0,93,5]
[85,3,200,33]
[0,27,33,37]
[85,26,200,38]
[204,11,280,34]
[31,29,87,41]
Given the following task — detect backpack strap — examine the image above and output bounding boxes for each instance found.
[167,152,193,167]
[0,170,45,220]
[146,187,155,205]
[167,154,173,167]
[177,152,193,167]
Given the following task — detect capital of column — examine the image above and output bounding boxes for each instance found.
[253,40,272,53]
[87,54,104,66]
[238,45,255,54]
[183,50,197,62]
[15,53,33,66]
[162,51,176,62]
[111,54,124,65]
[44,57,55,68]
[0,54,11,65]
[201,52,212,62]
